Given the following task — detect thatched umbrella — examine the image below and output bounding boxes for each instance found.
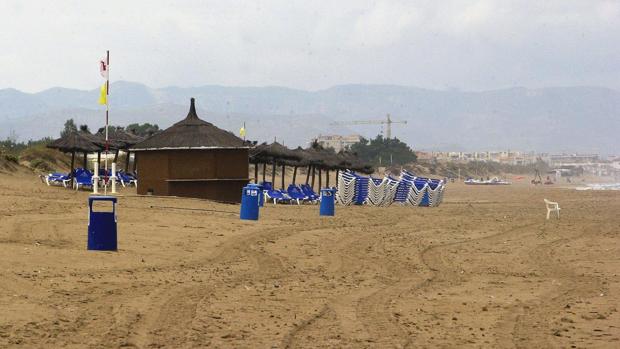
[47,131,103,187]
[336,150,374,175]
[303,142,343,190]
[96,127,144,171]
[249,142,300,188]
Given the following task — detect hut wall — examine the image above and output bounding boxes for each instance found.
[136,148,249,203]
[136,151,170,196]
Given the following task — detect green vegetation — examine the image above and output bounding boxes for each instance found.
[349,135,417,166]
[20,145,71,172]
[61,119,78,137]
[3,154,19,164]
[125,123,160,137]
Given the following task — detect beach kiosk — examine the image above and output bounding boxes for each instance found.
[131,98,249,203]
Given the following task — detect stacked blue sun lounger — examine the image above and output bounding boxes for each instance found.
[336,169,446,207]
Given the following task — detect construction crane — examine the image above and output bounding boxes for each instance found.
[330,114,407,139]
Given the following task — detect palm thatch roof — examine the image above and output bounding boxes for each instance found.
[249,142,301,163]
[131,98,247,151]
[336,150,374,174]
[47,131,104,153]
[96,127,144,150]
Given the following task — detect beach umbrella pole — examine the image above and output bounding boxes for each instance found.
[262,163,267,183]
[318,168,322,190]
[70,151,75,188]
[125,151,130,172]
[281,164,286,189]
[326,170,330,188]
[83,152,88,169]
[305,165,311,184]
[292,166,298,185]
[311,166,316,190]
[254,163,259,183]
[271,160,276,186]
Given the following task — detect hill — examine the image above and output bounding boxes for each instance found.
[1,82,619,154]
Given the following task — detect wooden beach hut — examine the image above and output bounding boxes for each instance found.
[130,98,249,203]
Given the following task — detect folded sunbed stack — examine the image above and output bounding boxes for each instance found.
[336,169,446,207]
[335,170,357,205]
[366,176,399,206]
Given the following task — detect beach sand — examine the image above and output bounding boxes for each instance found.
[0,172,619,348]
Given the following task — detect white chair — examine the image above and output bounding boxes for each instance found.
[544,199,561,219]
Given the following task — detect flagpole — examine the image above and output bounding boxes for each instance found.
[104,50,110,194]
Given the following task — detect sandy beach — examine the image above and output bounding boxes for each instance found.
[1,172,619,348]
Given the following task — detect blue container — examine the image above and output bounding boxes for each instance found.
[87,196,118,251]
[240,184,260,220]
[320,188,335,216]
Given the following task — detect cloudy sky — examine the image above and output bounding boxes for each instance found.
[1,0,619,93]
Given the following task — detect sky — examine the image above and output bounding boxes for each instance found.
[1,0,619,93]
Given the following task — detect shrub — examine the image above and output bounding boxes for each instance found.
[4,154,18,163]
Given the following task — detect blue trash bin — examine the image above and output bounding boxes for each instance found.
[240,184,260,220]
[87,196,118,251]
[320,188,335,216]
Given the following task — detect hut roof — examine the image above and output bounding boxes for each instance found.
[47,131,104,153]
[249,142,301,163]
[336,150,374,174]
[131,98,247,151]
[96,127,144,150]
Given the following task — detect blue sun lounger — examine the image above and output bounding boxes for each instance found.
[300,184,320,202]
[261,182,291,204]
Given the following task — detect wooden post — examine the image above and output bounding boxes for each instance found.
[70,151,76,188]
[254,163,259,183]
[262,163,267,183]
[326,169,330,188]
[271,160,276,186]
[305,165,311,184]
[311,165,316,189]
[114,149,119,162]
[83,152,88,169]
[125,151,131,172]
[318,168,322,190]
[97,151,101,166]
[292,166,298,184]
[281,164,286,189]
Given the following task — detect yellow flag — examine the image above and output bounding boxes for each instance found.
[98,83,107,105]
[239,126,246,138]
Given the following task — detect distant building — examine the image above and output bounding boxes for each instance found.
[426,150,538,165]
[549,154,600,166]
[315,134,362,152]
[414,151,433,161]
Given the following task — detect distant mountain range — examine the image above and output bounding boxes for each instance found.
[1,81,619,154]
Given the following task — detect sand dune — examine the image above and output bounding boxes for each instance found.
[0,172,619,348]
